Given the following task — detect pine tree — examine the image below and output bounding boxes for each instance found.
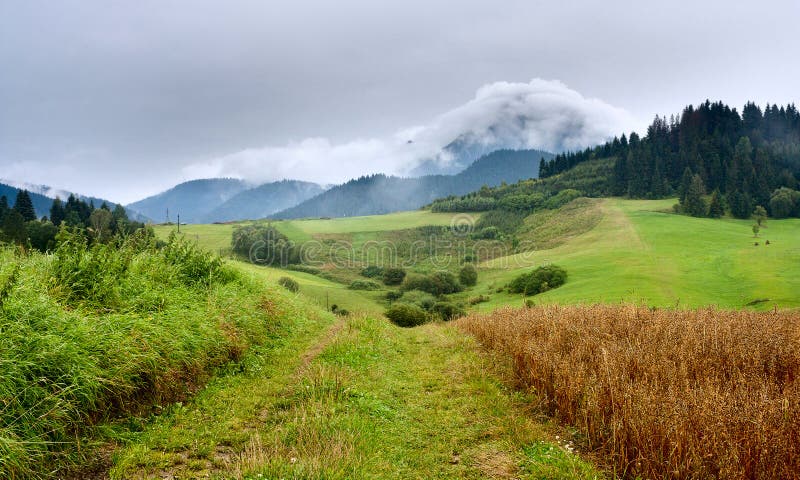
[678,167,693,204]
[708,189,725,218]
[2,210,27,245]
[50,197,66,226]
[0,195,8,223]
[684,174,708,217]
[13,190,37,222]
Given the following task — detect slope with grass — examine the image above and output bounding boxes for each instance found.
[0,231,322,479]
[110,311,601,479]
[157,197,800,314]
[475,198,800,310]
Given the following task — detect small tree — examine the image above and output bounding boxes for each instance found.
[708,189,725,218]
[89,208,113,242]
[277,276,299,293]
[1,210,27,245]
[50,197,66,226]
[753,205,767,227]
[382,267,407,286]
[459,263,478,287]
[752,224,760,237]
[683,174,707,217]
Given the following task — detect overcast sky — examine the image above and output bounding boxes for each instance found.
[1,1,798,204]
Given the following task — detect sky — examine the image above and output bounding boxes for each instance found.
[1,0,798,204]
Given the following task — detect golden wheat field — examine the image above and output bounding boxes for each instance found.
[457,305,800,480]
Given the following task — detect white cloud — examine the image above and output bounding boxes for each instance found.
[183,79,635,185]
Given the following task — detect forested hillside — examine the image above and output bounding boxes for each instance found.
[538,101,800,218]
[273,149,552,219]
[201,180,324,222]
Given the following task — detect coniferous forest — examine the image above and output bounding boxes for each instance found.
[540,101,800,218]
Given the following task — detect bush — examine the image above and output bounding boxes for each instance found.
[471,226,499,239]
[399,290,438,311]
[544,189,583,210]
[382,267,407,285]
[385,303,429,327]
[508,265,567,296]
[468,294,490,305]
[286,264,321,275]
[278,276,299,293]
[360,265,384,278]
[349,279,381,290]
[432,301,466,321]
[459,263,478,286]
[385,290,403,301]
[401,271,463,295]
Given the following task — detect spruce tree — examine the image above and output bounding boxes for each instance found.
[708,189,725,218]
[684,174,708,217]
[13,190,37,222]
[678,167,693,204]
[0,195,8,223]
[50,197,66,226]
[2,210,27,245]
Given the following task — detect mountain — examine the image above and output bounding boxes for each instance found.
[0,183,58,219]
[201,180,325,222]
[272,149,552,219]
[127,178,249,224]
[0,181,147,221]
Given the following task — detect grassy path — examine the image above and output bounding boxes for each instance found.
[110,311,601,479]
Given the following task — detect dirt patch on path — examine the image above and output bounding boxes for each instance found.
[296,316,346,373]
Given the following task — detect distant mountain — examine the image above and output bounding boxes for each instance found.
[127,178,249,224]
[0,180,147,221]
[273,149,553,219]
[0,183,58,219]
[201,180,325,222]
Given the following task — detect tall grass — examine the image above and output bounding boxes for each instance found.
[458,305,800,479]
[0,230,279,478]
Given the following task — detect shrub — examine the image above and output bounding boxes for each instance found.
[360,265,384,278]
[544,189,583,210]
[385,290,403,301]
[402,271,463,295]
[286,264,321,275]
[399,290,437,311]
[382,267,407,285]
[471,226,499,239]
[432,301,466,321]
[349,279,381,290]
[459,263,478,286]
[468,294,490,305]
[277,276,299,293]
[508,265,567,296]
[385,303,429,328]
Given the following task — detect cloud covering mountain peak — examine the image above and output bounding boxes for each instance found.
[184,79,635,184]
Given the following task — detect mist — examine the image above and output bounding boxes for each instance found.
[184,79,634,186]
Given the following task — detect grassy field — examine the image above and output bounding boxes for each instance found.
[110,313,601,479]
[152,210,459,249]
[156,198,800,313]
[473,198,800,311]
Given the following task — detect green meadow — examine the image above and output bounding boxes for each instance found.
[156,198,800,313]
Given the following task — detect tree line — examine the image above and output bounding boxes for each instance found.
[539,101,800,218]
[0,190,144,251]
